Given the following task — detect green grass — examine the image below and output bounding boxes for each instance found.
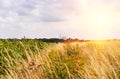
[0,40,120,79]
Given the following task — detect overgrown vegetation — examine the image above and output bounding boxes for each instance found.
[0,40,120,79]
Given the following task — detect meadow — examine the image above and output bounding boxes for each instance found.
[0,39,120,79]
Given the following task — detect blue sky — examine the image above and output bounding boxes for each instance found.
[0,0,120,39]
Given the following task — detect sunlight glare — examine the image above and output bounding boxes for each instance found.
[98,15,106,25]
[92,13,109,39]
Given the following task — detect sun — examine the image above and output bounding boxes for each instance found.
[92,13,109,39]
[98,15,106,25]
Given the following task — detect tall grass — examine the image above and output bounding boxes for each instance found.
[0,40,120,79]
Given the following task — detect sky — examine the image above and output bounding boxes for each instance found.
[0,0,120,39]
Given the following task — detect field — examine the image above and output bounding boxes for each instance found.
[0,39,120,79]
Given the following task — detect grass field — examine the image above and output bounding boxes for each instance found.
[0,40,120,79]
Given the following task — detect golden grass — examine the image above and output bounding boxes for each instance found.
[1,40,120,79]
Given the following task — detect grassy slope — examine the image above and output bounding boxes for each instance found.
[0,40,120,79]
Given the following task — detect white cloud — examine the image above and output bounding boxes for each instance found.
[30,8,41,16]
[0,17,15,23]
[0,0,119,39]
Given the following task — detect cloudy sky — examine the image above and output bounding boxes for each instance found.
[0,0,120,39]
